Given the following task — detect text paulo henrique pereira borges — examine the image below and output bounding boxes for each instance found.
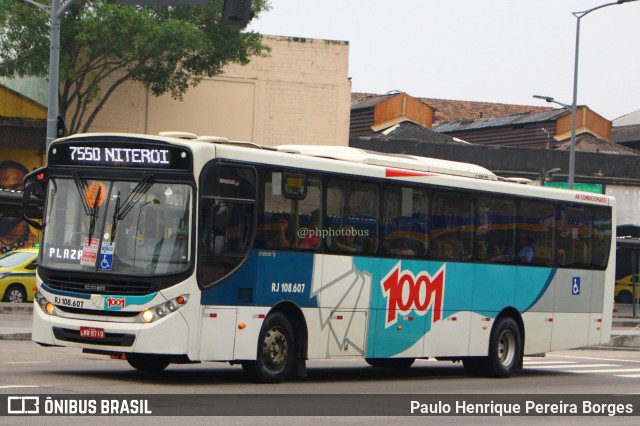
[410,399,634,416]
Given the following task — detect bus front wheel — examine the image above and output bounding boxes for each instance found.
[126,353,172,372]
[242,312,295,383]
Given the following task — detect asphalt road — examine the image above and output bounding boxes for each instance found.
[2,340,640,425]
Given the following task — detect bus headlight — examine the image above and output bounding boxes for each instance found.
[35,291,57,316]
[140,294,189,323]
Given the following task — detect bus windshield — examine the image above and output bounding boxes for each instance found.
[41,176,192,275]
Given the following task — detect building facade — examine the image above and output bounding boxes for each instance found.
[86,35,352,147]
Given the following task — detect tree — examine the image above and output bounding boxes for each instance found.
[0,0,271,134]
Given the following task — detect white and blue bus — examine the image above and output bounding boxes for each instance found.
[22,132,615,382]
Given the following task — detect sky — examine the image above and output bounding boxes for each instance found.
[248,0,640,121]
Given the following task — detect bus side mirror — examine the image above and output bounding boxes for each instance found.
[22,167,47,231]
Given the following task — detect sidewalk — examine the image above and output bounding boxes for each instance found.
[1,302,639,348]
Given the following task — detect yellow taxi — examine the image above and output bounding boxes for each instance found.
[615,275,639,305]
[0,248,38,303]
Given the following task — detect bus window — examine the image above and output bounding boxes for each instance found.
[476,197,515,263]
[326,179,379,255]
[256,171,320,250]
[591,206,612,269]
[198,165,255,286]
[517,201,554,266]
[382,185,428,258]
[430,191,474,261]
[296,177,321,250]
[556,203,591,268]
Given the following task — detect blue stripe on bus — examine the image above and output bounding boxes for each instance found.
[41,283,92,300]
[200,250,317,307]
[206,251,554,358]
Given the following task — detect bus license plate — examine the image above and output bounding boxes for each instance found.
[79,327,105,339]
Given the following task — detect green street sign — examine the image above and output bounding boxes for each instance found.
[544,182,603,194]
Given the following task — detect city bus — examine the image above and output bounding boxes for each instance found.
[22,132,616,382]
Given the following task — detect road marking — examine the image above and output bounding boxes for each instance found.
[570,368,640,374]
[526,363,619,370]
[616,374,640,378]
[548,354,640,364]
[523,360,574,365]
[0,385,42,389]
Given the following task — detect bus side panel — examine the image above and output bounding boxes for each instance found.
[368,258,427,359]
[472,264,516,314]
[303,307,332,359]
[367,260,474,358]
[517,267,555,354]
[550,269,593,351]
[198,306,237,361]
[521,312,553,354]
[468,264,516,357]
[233,306,271,360]
[589,271,613,346]
[588,270,607,346]
[424,263,473,357]
[421,311,472,357]
[311,255,374,359]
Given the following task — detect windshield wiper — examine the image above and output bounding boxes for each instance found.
[113,173,155,221]
[73,171,93,215]
[109,173,155,242]
[73,171,101,241]
[87,184,102,241]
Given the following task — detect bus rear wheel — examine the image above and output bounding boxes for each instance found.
[242,312,295,383]
[126,353,172,372]
[365,358,415,369]
[463,317,522,378]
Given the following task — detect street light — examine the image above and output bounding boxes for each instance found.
[566,0,638,189]
[540,167,562,185]
[535,1,638,189]
[532,94,571,110]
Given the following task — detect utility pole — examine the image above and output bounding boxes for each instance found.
[21,0,76,155]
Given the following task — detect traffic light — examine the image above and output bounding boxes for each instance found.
[56,116,67,138]
[221,0,255,26]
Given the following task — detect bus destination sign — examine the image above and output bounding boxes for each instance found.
[49,142,192,170]
[69,146,170,166]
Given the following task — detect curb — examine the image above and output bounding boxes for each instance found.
[0,333,31,341]
[0,303,33,314]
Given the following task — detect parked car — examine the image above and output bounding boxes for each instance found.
[0,248,38,303]
[615,275,639,304]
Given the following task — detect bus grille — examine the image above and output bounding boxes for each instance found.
[56,306,140,317]
[46,277,157,296]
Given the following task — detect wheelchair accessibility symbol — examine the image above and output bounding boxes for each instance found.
[99,253,113,270]
[572,277,581,295]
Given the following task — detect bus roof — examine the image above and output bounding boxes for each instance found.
[275,145,498,181]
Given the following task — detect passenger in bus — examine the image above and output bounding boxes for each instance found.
[334,226,362,253]
[518,235,534,263]
[298,211,320,249]
[442,242,456,260]
[487,242,504,261]
[267,214,291,249]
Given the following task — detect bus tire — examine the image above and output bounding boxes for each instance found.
[242,312,295,383]
[365,358,415,369]
[486,316,521,378]
[126,353,172,372]
[462,357,484,376]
